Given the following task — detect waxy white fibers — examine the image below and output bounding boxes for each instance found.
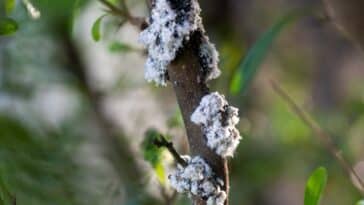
[168,156,227,205]
[191,92,241,157]
[198,39,221,82]
[139,0,201,85]
[139,0,220,85]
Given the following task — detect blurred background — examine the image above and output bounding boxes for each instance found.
[0,0,363,205]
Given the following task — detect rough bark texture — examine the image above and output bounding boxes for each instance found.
[168,31,229,205]
[323,0,364,49]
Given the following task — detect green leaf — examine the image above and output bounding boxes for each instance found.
[357,200,364,205]
[0,18,18,36]
[108,41,133,53]
[141,129,166,185]
[304,167,328,205]
[230,9,312,95]
[142,129,162,167]
[5,0,16,15]
[91,15,106,42]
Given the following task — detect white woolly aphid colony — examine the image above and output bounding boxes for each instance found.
[169,156,227,205]
[139,0,241,204]
[191,92,241,157]
[198,39,221,82]
[138,0,220,85]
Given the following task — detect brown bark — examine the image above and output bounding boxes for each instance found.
[323,0,364,49]
[168,31,229,205]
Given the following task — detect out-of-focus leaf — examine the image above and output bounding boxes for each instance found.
[91,15,106,42]
[304,167,328,205]
[154,162,166,185]
[30,0,88,26]
[0,18,18,36]
[5,0,16,15]
[230,9,311,95]
[357,200,364,205]
[0,115,101,204]
[142,129,162,166]
[108,41,133,53]
[167,109,184,128]
[142,129,166,185]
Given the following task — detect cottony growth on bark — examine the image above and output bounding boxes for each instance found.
[139,0,241,204]
[191,92,241,157]
[168,156,227,205]
[139,0,220,85]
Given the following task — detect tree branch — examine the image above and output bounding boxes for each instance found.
[96,1,230,204]
[153,135,188,167]
[168,31,229,205]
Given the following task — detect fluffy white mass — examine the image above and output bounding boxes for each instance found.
[168,156,227,205]
[198,38,221,82]
[139,0,202,85]
[191,92,241,157]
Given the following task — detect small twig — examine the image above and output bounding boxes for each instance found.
[98,0,145,28]
[270,79,364,195]
[153,135,188,167]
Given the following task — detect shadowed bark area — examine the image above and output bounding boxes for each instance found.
[168,31,229,205]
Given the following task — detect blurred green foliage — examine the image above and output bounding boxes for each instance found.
[142,129,167,185]
[0,113,109,205]
[0,18,18,35]
[4,0,15,15]
[357,200,364,205]
[108,41,134,53]
[167,109,184,129]
[230,9,311,96]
